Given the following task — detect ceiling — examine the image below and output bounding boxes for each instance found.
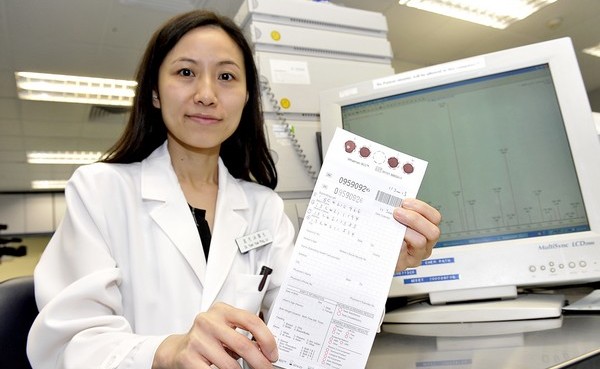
[1,0,599,193]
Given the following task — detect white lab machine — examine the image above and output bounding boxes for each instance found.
[246,21,393,62]
[263,112,321,193]
[234,0,389,36]
[235,0,396,216]
[255,52,394,114]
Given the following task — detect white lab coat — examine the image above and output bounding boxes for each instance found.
[27,142,296,369]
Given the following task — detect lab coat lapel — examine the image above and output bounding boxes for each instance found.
[141,143,207,286]
[200,159,248,311]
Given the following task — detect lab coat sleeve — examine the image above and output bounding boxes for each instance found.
[27,166,166,369]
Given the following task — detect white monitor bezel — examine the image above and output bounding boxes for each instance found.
[319,37,600,302]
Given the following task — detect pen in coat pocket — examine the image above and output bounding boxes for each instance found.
[258,265,273,292]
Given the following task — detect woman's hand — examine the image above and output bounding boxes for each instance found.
[393,198,441,272]
[152,302,278,369]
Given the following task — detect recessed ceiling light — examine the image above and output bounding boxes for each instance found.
[398,0,558,29]
[27,151,103,165]
[583,44,600,58]
[15,72,137,106]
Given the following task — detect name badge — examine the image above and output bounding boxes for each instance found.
[236,230,273,253]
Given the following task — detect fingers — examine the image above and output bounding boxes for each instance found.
[393,200,441,245]
[193,303,277,369]
[397,229,429,270]
[235,313,278,363]
[398,198,442,229]
[154,303,277,369]
[153,334,218,369]
[393,198,442,272]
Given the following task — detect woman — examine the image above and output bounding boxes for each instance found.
[27,10,441,369]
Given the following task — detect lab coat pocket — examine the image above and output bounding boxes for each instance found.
[233,273,271,314]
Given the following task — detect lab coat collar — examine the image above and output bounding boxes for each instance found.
[141,142,249,309]
[201,158,249,310]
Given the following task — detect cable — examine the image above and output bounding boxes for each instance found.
[260,75,318,181]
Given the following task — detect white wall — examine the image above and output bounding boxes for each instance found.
[0,193,65,235]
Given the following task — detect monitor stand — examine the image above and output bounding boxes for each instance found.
[382,315,564,338]
[383,293,565,324]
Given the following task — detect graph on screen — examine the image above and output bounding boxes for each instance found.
[342,65,589,247]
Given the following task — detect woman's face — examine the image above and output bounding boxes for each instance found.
[153,26,247,153]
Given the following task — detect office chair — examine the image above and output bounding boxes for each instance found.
[0,276,38,369]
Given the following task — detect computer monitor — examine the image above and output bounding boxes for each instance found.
[319,38,600,322]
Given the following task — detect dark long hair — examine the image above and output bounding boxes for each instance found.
[102,10,277,189]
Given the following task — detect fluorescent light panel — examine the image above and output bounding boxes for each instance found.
[583,44,600,58]
[15,72,137,106]
[398,0,558,29]
[27,151,103,164]
[31,180,69,190]
[119,0,208,12]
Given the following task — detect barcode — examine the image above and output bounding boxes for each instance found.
[375,190,403,207]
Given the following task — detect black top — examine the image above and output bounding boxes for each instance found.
[189,205,212,260]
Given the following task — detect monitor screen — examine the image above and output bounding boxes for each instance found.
[342,64,589,248]
[320,38,600,308]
